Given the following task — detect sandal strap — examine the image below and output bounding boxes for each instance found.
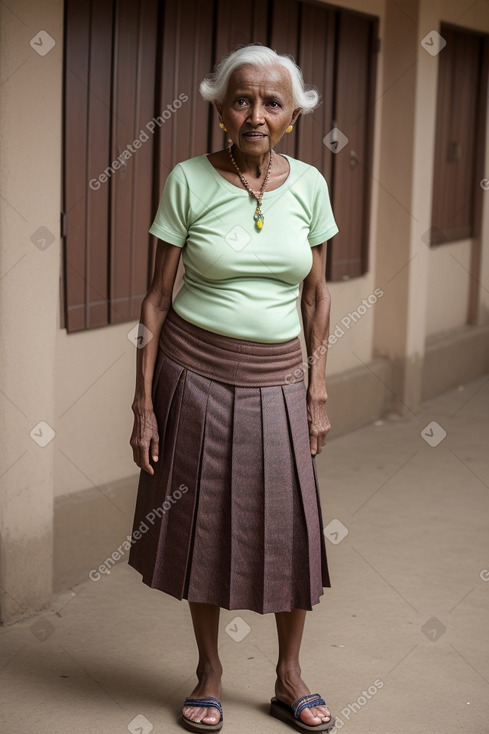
[292,693,327,719]
[183,697,223,716]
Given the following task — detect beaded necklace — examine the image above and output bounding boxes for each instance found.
[227,145,273,230]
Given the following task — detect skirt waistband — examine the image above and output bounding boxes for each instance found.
[158,308,304,387]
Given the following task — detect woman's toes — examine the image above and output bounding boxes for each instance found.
[315,704,331,721]
[299,707,324,726]
[203,710,219,723]
[299,705,331,726]
[183,705,203,722]
[182,705,202,722]
[182,705,220,724]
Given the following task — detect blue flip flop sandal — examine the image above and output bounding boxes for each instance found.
[270,693,335,732]
[181,696,223,732]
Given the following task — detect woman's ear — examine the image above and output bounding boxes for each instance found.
[291,107,302,125]
[215,101,223,120]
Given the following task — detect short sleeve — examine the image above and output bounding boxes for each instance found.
[148,163,190,247]
[308,171,339,247]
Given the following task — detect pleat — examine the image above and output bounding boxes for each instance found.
[289,459,312,610]
[187,380,234,606]
[162,369,212,599]
[312,456,331,587]
[229,387,265,612]
[261,386,294,612]
[282,382,327,605]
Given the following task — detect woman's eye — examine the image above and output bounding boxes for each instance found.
[235,98,248,106]
[268,100,281,109]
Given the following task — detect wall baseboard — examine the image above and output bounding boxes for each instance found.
[422,324,489,401]
[325,357,392,437]
[53,477,138,592]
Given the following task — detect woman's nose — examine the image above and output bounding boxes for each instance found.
[248,103,265,126]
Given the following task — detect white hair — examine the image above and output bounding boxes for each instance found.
[199,44,320,114]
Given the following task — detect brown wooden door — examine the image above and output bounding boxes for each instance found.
[63,0,158,332]
[328,10,377,280]
[110,0,158,324]
[270,3,376,280]
[431,25,485,244]
[64,0,113,331]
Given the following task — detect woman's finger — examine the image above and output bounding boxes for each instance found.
[139,444,155,475]
[150,433,159,463]
[310,432,318,455]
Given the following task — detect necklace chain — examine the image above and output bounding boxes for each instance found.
[227,145,273,230]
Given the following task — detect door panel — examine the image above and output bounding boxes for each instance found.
[329,11,376,279]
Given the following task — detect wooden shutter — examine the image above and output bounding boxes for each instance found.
[63,0,112,331]
[63,0,379,332]
[431,25,486,244]
[156,0,215,182]
[63,0,158,332]
[328,10,377,280]
[295,3,335,182]
[110,0,158,324]
[272,3,377,281]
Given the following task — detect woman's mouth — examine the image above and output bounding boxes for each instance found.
[242,132,267,140]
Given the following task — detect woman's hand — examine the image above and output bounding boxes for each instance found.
[130,404,160,475]
[307,397,331,455]
[129,241,181,475]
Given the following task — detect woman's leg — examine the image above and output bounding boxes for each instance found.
[274,609,332,727]
[182,602,223,725]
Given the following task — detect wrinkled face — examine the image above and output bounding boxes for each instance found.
[216,64,301,155]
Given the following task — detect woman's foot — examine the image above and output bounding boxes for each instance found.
[275,666,331,727]
[182,665,223,726]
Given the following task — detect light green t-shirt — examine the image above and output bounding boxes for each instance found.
[149,153,339,342]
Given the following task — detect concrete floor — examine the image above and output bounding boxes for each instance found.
[1,374,489,734]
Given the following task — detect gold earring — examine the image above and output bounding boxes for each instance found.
[285,124,294,134]
[219,121,227,132]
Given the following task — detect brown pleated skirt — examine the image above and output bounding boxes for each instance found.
[128,308,331,614]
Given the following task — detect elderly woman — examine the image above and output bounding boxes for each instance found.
[129,44,338,733]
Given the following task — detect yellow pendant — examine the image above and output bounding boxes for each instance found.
[254,206,264,230]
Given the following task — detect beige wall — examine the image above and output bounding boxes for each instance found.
[0,0,63,622]
[425,241,472,337]
[54,325,139,496]
[1,0,489,623]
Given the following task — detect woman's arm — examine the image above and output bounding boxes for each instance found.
[301,241,331,455]
[130,241,182,474]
